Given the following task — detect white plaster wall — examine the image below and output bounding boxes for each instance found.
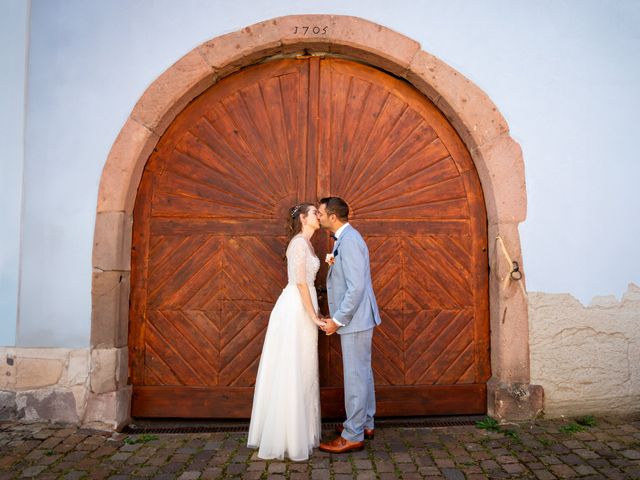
[11,0,640,348]
[0,0,30,346]
[529,284,640,416]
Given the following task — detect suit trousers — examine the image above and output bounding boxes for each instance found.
[340,327,376,442]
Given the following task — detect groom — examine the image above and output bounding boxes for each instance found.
[317,197,382,453]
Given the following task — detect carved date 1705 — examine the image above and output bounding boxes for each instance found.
[293,26,328,35]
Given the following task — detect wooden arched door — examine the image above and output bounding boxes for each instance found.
[129,57,490,418]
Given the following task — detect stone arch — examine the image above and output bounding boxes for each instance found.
[89,14,542,429]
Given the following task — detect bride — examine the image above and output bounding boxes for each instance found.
[247,203,326,461]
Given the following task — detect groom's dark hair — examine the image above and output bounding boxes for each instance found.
[320,197,349,221]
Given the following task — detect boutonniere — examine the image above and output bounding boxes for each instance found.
[325,253,335,266]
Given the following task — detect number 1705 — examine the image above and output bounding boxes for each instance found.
[293,26,328,35]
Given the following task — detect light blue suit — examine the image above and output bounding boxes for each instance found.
[327,224,381,442]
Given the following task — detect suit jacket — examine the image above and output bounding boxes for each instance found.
[326,224,382,334]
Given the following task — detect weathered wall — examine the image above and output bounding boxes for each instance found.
[0,348,88,423]
[0,347,128,429]
[529,284,640,417]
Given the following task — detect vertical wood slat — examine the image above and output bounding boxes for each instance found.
[305,56,320,201]
[129,167,155,385]
[462,168,490,383]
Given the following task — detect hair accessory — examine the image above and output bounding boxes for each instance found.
[291,205,302,218]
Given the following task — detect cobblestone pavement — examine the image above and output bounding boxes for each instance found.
[1,415,639,479]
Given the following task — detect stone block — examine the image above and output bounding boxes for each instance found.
[130,49,216,136]
[486,223,531,384]
[283,15,420,76]
[97,117,159,213]
[199,15,420,79]
[64,350,90,386]
[90,347,128,394]
[198,19,285,77]
[14,357,63,389]
[488,223,524,271]
[71,385,88,421]
[116,348,129,388]
[328,20,419,76]
[406,50,509,151]
[92,211,132,272]
[91,271,130,349]
[472,135,527,225]
[0,349,17,389]
[0,390,18,420]
[83,386,132,431]
[488,379,544,421]
[16,388,79,424]
[90,348,116,394]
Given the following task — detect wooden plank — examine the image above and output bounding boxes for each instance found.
[150,218,289,236]
[376,384,486,416]
[353,219,470,236]
[147,236,222,308]
[132,384,486,418]
[191,113,281,203]
[128,167,155,385]
[323,384,487,417]
[320,387,346,418]
[404,310,471,384]
[305,56,320,200]
[144,315,204,386]
[317,56,332,199]
[219,311,269,387]
[462,169,491,383]
[132,386,255,418]
[163,143,273,210]
[410,237,474,307]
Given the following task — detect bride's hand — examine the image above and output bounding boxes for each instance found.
[313,316,326,328]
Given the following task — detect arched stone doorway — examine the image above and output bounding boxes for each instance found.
[89,14,542,429]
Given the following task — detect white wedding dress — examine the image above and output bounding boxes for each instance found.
[247,234,322,461]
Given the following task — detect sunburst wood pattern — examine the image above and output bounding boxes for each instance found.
[129,57,489,418]
[318,60,489,397]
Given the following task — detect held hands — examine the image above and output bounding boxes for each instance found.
[319,316,339,336]
[312,312,339,335]
[313,315,327,329]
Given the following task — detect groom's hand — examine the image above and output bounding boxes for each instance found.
[323,318,339,336]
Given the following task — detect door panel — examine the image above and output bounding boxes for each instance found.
[129,57,489,418]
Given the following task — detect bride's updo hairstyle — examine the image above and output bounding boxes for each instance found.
[287,202,315,243]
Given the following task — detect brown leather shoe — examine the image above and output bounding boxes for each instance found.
[335,424,375,440]
[319,436,365,454]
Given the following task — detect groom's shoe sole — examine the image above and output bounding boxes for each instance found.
[335,424,375,440]
[319,436,365,454]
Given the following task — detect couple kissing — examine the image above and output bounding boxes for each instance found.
[247,197,381,461]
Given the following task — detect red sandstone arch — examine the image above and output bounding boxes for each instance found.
[89,14,541,429]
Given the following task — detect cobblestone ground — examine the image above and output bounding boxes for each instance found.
[1,415,639,479]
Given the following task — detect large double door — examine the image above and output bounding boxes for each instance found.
[129,56,490,418]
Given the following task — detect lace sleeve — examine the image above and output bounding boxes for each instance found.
[287,237,308,285]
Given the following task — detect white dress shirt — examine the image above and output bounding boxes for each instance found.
[333,222,349,241]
